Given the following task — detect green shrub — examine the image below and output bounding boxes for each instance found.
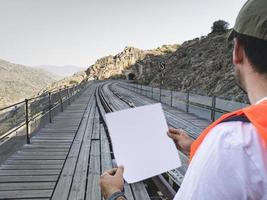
[69,80,79,85]
[211,20,229,34]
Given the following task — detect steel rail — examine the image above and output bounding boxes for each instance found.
[0,100,25,112]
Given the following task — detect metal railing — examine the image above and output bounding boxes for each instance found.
[119,82,249,122]
[0,81,88,144]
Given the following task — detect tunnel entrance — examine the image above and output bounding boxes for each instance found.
[128,73,136,80]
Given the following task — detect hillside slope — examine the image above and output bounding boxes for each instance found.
[85,32,248,103]
[41,71,87,93]
[36,65,83,79]
[139,32,248,102]
[0,59,56,108]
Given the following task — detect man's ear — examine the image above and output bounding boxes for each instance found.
[233,38,244,65]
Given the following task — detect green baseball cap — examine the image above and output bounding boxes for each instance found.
[228,0,267,41]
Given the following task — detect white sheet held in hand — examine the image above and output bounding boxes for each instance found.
[105,103,181,184]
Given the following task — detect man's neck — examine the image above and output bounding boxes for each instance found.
[246,73,267,104]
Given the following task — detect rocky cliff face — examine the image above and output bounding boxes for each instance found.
[0,59,56,108]
[85,32,248,103]
[85,45,179,81]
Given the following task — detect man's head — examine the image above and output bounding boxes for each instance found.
[228,0,267,92]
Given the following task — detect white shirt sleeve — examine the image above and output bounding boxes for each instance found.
[174,121,267,200]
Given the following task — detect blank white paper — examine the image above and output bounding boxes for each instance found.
[105,103,181,184]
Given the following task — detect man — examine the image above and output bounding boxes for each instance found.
[100,0,267,199]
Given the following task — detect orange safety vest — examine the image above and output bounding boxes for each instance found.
[190,100,267,161]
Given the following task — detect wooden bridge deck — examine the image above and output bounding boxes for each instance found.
[0,85,95,199]
[0,81,212,199]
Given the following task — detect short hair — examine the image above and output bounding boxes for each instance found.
[232,30,267,74]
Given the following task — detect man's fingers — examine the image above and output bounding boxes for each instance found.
[167,131,175,139]
[167,130,180,140]
[101,172,110,177]
[101,168,117,177]
[115,166,124,177]
[101,166,124,178]
[169,127,183,135]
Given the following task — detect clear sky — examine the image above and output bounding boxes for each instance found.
[0,0,247,68]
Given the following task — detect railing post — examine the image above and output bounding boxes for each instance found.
[151,86,153,98]
[71,87,73,98]
[77,85,80,97]
[72,86,75,101]
[186,92,189,113]
[141,85,143,95]
[74,85,77,98]
[59,89,63,112]
[211,96,216,121]
[159,87,162,102]
[48,92,52,123]
[25,99,30,144]
[67,87,71,105]
[170,90,173,107]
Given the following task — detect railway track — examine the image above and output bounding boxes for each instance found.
[96,82,190,199]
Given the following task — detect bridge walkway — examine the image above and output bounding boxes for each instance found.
[0,85,95,199]
[0,80,215,199]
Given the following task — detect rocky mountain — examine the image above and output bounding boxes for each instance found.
[0,59,56,108]
[35,65,84,79]
[86,44,179,80]
[85,32,248,103]
[138,32,248,102]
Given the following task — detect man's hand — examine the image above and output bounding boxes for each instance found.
[100,166,125,199]
[167,127,194,156]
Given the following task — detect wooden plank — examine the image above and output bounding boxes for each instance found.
[0,165,62,170]
[22,147,69,151]
[15,152,67,156]
[90,140,100,156]
[32,136,73,140]
[12,198,50,200]
[10,155,66,160]
[86,156,101,200]
[31,141,72,145]
[0,190,52,199]
[24,144,70,148]
[38,131,75,134]
[43,129,78,133]
[0,182,55,191]
[68,105,95,199]
[15,153,68,158]
[0,169,60,175]
[86,115,101,199]
[67,146,91,200]
[51,99,94,200]
[92,110,100,140]
[0,175,57,183]
[4,160,64,165]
